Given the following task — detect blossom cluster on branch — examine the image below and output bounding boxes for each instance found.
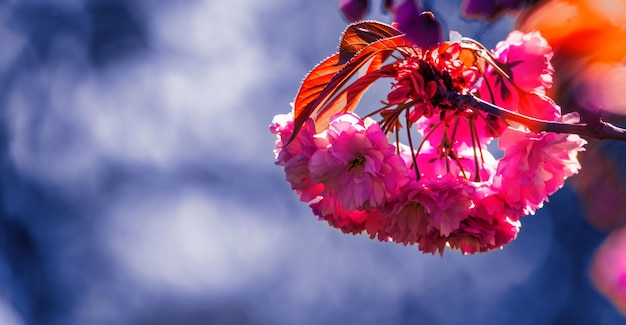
[270,21,594,255]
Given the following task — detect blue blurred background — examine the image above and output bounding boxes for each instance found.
[0,0,624,324]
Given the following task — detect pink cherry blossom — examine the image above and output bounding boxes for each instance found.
[479,30,560,121]
[495,127,586,214]
[309,112,410,211]
[429,42,480,91]
[387,56,438,121]
[417,186,521,255]
[270,111,318,166]
[284,155,325,202]
[492,30,554,93]
[272,22,593,255]
[444,213,520,255]
[377,176,522,255]
[271,112,323,202]
[378,175,474,250]
[455,186,522,252]
[377,179,432,246]
[270,112,296,165]
[310,195,373,235]
[393,141,416,170]
[418,174,475,236]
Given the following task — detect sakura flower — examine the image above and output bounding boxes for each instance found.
[418,174,475,236]
[416,185,520,255]
[445,213,520,254]
[495,127,586,214]
[271,19,608,255]
[270,111,318,165]
[270,112,296,165]
[429,42,480,91]
[309,112,410,211]
[271,113,323,202]
[380,176,520,255]
[381,174,474,248]
[310,195,373,235]
[284,155,325,202]
[479,30,560,121]
[378,179,432,246]
[451,186,522,253]
[393,141,416,170]
[473,185,524,223]
[394,42,499,146]
[387,56,438,121]
[492,30,554,93]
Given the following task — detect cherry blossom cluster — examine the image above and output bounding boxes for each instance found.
[271,30,586,255]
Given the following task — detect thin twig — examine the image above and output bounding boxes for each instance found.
[454,94,626,141]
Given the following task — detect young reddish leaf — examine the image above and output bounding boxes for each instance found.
[338,20,403,64]
[322,49,396,126]
[289,34,410,144]
[293,54,342,122]
[286,54,342,145]
[308,36,410,129]
[315,65,394,128]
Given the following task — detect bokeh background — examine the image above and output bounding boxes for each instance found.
[0,0,625,324]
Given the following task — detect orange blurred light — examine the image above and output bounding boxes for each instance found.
[518,0,626,63]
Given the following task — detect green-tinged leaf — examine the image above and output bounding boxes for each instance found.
[338,21,403,65]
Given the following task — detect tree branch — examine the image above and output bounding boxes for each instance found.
[453,94,626,141]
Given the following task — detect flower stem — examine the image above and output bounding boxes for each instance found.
[405,110,420,180]
[469,118,481,182]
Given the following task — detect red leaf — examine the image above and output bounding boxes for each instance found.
[338,21,403,64]
[288,33,411,144]
[292,53,342,124]
[315,64,395,128]
[309,35,409,125]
